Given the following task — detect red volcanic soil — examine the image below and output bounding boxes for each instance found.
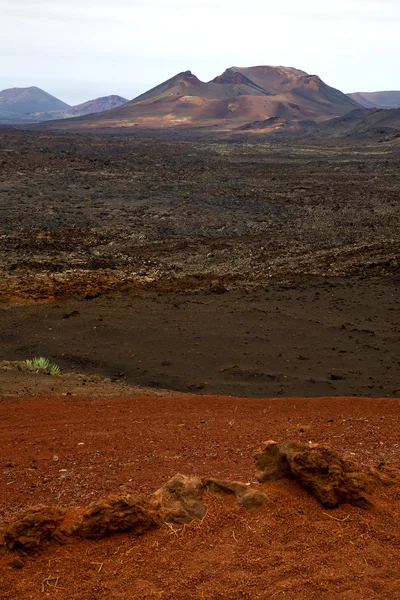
[1,384,399,599]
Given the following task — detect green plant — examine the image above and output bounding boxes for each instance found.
[25,357,61,376]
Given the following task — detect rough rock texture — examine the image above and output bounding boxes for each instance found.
[150,474,207,523]
[75,494,158,539]
[368,463,400,486]
[3,506,66,552]
[255,440,375,509]
[2,474,267,551]
[150,474,267,523]
[203,478,268,510]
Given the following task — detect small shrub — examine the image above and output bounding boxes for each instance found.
[25,357,61,376]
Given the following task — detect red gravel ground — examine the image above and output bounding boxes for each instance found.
[1,387,399,599]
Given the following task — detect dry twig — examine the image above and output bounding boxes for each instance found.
[90,562,104,573]
[166,523,181,536]
[41,576,64,592]
[322,512,350,522]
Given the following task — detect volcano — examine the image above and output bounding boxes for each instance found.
[37,66,360,131]
[0,86,69,120]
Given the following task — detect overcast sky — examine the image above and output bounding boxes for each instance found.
[0,0,399,105]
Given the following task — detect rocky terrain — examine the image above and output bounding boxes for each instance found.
[0,127,399,598]
[1,129,398,295]
[0,128,399,396]
[0,383,399,599]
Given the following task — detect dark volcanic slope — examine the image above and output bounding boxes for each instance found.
[348,91,400,109]
[311,107,400,138]
[36,66,360,131]
[0,86,69,119]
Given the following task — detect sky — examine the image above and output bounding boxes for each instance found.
[0,0,399,106]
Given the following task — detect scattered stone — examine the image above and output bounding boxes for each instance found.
[298,425,311,433]
[254,441,291,482]
[236,490,268,510]
[329,370,346,380]
[151,474,207,523]
[62,310,79,319]
[75,494,158,538]
[368,462,400,486]
[151,474,268,523]
[209,280,228,294]
[4,506,67,552]
[255,440,374,509]
[203,477,250,497]
[9,558,25,569]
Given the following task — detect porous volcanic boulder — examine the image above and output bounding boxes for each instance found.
[151,474,268,523]
[3,475,268,551]
[203,478,268,510]
[368,462,400,486]
[75,494,158,538]
[4,506,66,552]
[255,440,374,509]
[150,474,207,523]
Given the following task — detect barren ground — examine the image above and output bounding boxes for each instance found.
[0,385,399,599]
[0,130,399,598]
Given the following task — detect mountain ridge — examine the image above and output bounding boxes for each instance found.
[39,65,360,131]
[0,90,128,124]
[0,86,70,118]
[347,91,400,109]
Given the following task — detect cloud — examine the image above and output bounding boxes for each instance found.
[0,0,399,104]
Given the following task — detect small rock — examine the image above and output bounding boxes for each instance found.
[329,370,345,381]
[10,558,25,569]
[209,280,228,294]
[298,425,311,433]
[237,490,268,510]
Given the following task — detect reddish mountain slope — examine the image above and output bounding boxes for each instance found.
[40,66,360,131]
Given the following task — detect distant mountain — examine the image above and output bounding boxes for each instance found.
[0,93,128,124]
[25,95,129,122]
[347,91,400,109]
[0,86,69,119]
[36,66,360,131]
